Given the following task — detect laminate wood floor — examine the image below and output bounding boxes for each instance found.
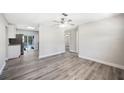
[0,52,124,80]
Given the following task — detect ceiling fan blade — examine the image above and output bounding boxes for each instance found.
[68,19,72,22]
[62,13,68,16]
[61,18,65,21]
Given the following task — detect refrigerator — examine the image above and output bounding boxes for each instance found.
[16,34,24,55]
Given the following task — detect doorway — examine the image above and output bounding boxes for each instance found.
[23,35,34,53]
[64,26,79,54]
[64,31,71,52]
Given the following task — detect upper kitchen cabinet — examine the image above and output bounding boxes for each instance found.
[8,25,16,38]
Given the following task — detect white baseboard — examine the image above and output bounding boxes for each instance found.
[79,55,124,70]
[0,61,6,75]
[39,51,65,59]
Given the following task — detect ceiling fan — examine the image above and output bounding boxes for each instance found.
[53,13,75,27]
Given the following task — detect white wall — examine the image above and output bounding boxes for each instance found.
[39,25,65,58]
[0,14,8,74]
[16,30,39,50]
[79,14,124,69]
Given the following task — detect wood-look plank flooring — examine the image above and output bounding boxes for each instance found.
[0,52,124,80]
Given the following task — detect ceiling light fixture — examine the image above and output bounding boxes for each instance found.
[27,26,35,29]
[53,13,75,27]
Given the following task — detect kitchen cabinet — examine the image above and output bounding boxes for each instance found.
[8,25,16,38]
[8,45,21,59]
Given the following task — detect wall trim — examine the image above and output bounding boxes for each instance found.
[79,55,124,70]
[0,61,6,75]
[39,51,65,59]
